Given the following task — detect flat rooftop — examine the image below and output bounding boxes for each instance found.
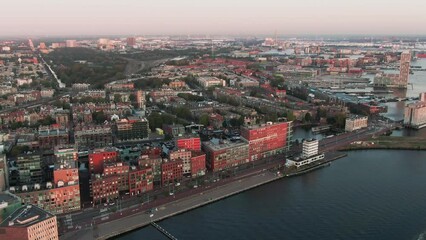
[346,114,368,120]
[38,129,68,136]
[0,205,54,228]
[407,102,426,108]
[0,193,19,205]
[242,121,288,130]
[203,138,248,151]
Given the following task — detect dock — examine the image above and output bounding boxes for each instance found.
[150,221,178,240]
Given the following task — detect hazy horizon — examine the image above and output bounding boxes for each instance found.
[1,0,426,37]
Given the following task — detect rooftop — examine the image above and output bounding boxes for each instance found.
[0,205,54,228]
[38,128,68,136]
[347,114,368,120]
[0,193,19,206]
[203,138,248,151]
[241,121,288,130]
[407,102,426,108]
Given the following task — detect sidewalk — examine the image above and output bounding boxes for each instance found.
[61,170,280,240]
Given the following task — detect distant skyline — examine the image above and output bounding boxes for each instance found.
[1,0,426,37]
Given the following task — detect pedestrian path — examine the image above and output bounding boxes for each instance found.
[151,221,178,240]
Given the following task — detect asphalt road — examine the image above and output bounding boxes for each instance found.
[61,169,280,240]
[59,121,397,239]
[58,153,286,234]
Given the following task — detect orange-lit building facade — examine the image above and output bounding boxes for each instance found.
[0,205,58,240]
[88,149,118,174]
[16,184,81,214]
[169,149,192,175]
[190,152,206,177]
[128,166,153,196]
[53,168,79,185]
[202,140,249,172]
[240,122,291,161]
[91,175,119,204]
[161,160,183,186]
[104,162,129,192]
[176,137,201,151]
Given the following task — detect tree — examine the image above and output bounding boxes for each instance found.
[230,116,245,127]
[335,113,347,129]
[147,112,163,131]
[129,93,136,103]
[164,134,173,141]
[114,94,121,103]
[175,106,192,121]
[304,112,312,123]
[222,120,228,128]
[38,116,56,126]
[316,107,327,121]
[287,111,296,121]
[92,111,107,124]
[327,113,346,129]
[199,114,210,126]
[8,145,30,157]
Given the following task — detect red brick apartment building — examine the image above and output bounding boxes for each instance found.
[128,166,153,196]
[104,162,129,192]
[88,148,118,174]
[240,122,291,161]
[190,152,206,177]
[13,166,81,215]
[202,139,249,172]
[161,159,183,186]
[91,175,119,204]
[169,149,192,175]
[176,136,201,151]
[0,205,58,240]
[15,183,81,214]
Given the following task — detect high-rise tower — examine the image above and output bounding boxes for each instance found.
[398,51,411,87]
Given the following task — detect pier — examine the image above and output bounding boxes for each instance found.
[150,222,178,240]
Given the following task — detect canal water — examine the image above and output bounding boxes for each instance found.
[380,58,426,121]
[292,127,324,142]
[116,150,426,240]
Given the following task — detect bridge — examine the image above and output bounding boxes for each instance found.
[150,221,178,240]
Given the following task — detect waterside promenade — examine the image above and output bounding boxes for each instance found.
[340,136,426,151]
[61,152,346,240]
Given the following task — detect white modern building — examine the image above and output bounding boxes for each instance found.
[286,139,324,168]
[302,139,319,159]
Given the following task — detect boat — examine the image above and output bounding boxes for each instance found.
[312,125,331,133]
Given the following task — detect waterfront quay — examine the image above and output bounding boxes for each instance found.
[61,152,346,240]
[341,136,426,151]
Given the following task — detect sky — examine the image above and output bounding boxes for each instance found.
[1,0,426,37]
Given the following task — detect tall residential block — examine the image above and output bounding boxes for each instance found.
[240,121,292,161]
[404,102,426,129]
[398,51,411,87]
